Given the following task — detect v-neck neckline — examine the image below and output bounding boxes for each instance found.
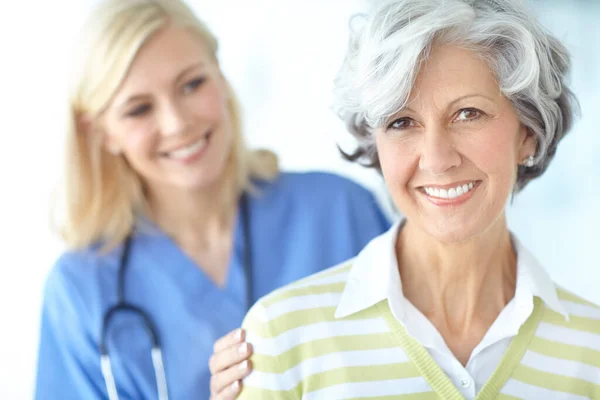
[134,199,246,295]
[378,297,545,399]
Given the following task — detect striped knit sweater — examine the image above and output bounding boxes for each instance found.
[239,263,600,399]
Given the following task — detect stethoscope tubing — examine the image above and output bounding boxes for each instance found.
[99,193,253,400]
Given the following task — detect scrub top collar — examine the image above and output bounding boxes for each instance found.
[128,197,251,299]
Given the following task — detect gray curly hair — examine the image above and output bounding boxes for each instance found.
[333,0,578,191]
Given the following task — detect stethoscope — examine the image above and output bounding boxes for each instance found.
[100,194,254,400]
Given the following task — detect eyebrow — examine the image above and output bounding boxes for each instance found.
[446,93,496,108]
[398,93,496,115]
[116,61,206,111]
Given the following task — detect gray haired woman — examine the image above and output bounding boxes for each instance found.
[231,0,600,398]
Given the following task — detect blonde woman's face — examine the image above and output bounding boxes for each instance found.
[375,44,536,243]
[102,26,233,193]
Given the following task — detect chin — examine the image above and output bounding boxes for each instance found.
[180,151,232,188]
[414,216,487,244]
[181,169,227,191]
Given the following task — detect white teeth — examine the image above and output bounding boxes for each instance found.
[423,181,477,199]
[167,138,207,160]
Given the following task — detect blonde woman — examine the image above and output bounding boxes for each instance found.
[34,0,389,399]
[239,0,600,398]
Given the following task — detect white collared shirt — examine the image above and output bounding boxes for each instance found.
[335,221,569,399]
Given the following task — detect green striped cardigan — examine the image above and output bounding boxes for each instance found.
[239,263,600,399]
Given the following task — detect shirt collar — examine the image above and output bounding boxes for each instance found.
[511,235,569,318]
[335,220,569,320]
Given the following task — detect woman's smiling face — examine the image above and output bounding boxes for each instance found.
[375,44,536,243]
[101,26,234,193]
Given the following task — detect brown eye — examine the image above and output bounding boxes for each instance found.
[455,108,483,122]
[182,77,206,94]
[387,118,415,130]
[126,104,152,118]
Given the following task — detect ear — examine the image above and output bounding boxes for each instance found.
[77,113,121,155]
[517,125,537,161]
[75,113,93,136]
[104,135,122,155]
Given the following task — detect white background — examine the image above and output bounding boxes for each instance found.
[0,0,598,398]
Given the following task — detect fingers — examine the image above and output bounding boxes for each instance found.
[209,329,254,398]
[210,361,253,399]
[214,328,245,353]
[209,337,253,373]
[210,380,241,400]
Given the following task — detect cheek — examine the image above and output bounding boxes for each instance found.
[105,120,158,163]
[123,125,157,156]
[189,83,229,122]
[465,124,520,178]
[376,133,419,191]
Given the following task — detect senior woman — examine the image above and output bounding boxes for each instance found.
[236,0,600,399]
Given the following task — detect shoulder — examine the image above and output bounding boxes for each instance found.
[280,170,367,189]
[42,244,122,316]
[243,261,352,335]
[556,287,600,310]
[250,260,352,315]
[556,287,600,325]
[256,171,376,202]
[241,261,353,396]
[47,244,119,285]
[556,287,600,324]
[538,286,600,345]
[254,171,391,225]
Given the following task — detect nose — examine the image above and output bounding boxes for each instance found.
[418,126,462,174]
[159,100,191,137]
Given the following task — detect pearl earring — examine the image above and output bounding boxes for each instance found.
[522,155,535,168]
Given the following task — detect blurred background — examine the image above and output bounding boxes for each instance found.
[0,0,597,397]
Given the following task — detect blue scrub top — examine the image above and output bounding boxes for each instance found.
[35,172,391,400]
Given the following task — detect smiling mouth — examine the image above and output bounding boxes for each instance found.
[419,180,481,200]
[160,130,212,159]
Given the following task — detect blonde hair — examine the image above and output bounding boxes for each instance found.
[58,0,278,250]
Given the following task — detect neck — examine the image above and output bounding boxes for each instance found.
[398,215,517,334]
[146,175,237,251]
